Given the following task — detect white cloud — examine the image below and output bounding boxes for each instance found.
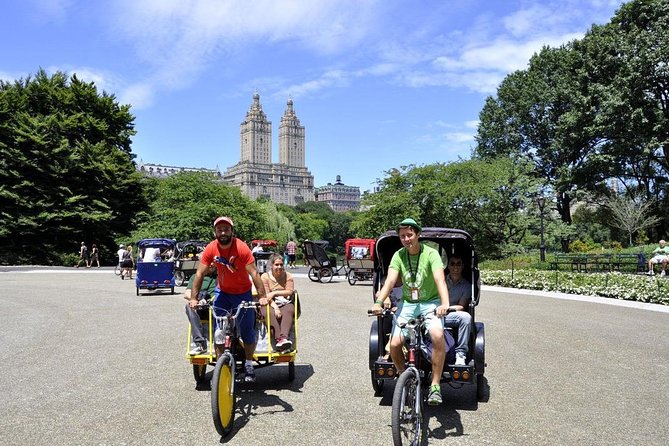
[445,132,475,144]
[119,83,155,109]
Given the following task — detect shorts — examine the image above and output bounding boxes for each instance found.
[650,255,668,264]
[288,254,296,262]
[121,259,133,268]
[391,298,444,338]
[212,289,256,344]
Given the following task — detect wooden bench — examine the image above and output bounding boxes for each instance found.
[551,253,644,273]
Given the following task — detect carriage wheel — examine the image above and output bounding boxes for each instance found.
[193,364,208,387]
[371,370,384,396]
[308,267,319,282]
[318,267,333,283]
[392,369,424,446]
[212,353,236,437]
[348,272,357,286]
[175,271,186,286]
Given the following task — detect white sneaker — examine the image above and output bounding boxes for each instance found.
[647,270,655,276]
[189,343,205,355]
[455,353,467,366]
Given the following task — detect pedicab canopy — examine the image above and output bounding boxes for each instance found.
[137,238,177,250]
[251,240,278,249]
[345,238,376,261]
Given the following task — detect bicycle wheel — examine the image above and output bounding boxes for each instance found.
[114,263,121,276]
[308,267,319,282]
[174,270,185,286]
[318,267,333,283]
[392,369,423,446]
[348,272,357,286]
[211,353,236,437]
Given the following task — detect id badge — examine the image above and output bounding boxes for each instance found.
[411,287,419,302]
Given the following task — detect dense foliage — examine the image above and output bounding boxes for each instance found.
[0,70,148,264]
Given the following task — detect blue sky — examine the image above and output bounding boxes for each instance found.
[2,0,625,193]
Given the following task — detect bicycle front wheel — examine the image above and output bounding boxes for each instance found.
[114,263,121,276]
[391,369,423,446]
[211,353,236,437]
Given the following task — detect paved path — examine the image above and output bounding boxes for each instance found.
[0,268,667,445]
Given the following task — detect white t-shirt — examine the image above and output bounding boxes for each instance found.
[142,247,161,262]
[117,248,126,262]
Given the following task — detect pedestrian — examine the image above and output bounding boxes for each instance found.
[90,244,100,268]
[285,238,297,269]
[75,242,90,268]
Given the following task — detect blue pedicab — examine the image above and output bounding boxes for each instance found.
[135,238,177,296]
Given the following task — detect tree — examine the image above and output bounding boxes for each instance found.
[606,195,660,246]
[0,69,148,264]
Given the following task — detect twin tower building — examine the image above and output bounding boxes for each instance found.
[222,93,315,206]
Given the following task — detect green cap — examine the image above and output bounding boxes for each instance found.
[398,218,421,233]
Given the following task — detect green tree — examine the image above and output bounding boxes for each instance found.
[0,69,148,264]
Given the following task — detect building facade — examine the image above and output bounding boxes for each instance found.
[223,93,314,205]
[315,175,360,212]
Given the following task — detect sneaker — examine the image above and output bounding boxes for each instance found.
[455,353,467,366]
[647,270,655,276]
[427,385,442,405]
[279,338,293,352]
[661,270,666,277]
[276,336,286,348]
[244,364,256,383]
[189,343,205,355]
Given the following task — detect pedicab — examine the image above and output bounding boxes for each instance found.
[345,238,376,285]
[135,238,177,295]
[186,285,300,437]
[251,239,278,274]
[303,240,347,283]
[174,240,207,286]
[367,227,486,445]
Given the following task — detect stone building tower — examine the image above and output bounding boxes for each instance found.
[240,92,272,164]
[279,98,305,168]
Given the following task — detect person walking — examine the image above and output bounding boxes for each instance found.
[89,244,100,268]
[75,242,90,268]
[285,238,297,269]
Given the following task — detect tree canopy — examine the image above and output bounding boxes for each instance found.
[0,69,148,264]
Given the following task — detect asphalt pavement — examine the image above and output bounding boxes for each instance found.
[0,266,667,445]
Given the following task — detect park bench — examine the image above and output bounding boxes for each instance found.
[551,253,644,273]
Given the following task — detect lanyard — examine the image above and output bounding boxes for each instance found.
[407,244,422,282]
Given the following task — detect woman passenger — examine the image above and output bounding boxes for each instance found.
[259,253,296,352]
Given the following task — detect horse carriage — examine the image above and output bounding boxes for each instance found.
[344,238,376,285]
[302,240,346,283]
[251,239,278,274]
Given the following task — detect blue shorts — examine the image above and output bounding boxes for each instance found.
[391,298,444,338]
[213,289,256,344]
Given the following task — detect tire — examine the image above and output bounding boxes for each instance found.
[476,373,487,402]
[392,369,423,446]
[211,354,236,437]
[371,370,384,396]
[171,286,175,295]
[348,272,357,286]
[318,267,333,283]
[114,263,121,276]
[308,267,319,282]
[175,271,186,286]
[193,364,207,386]
[288,361,295,381]
[136,287,139,296]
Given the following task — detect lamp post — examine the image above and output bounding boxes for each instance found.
[537,197,546,262]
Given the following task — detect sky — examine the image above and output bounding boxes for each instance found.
[1,0,626,193]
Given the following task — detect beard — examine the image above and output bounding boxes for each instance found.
[216,234,232,246]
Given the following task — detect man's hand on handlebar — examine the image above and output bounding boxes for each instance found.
[435,304,449,317]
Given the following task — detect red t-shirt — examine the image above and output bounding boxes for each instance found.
[200,238,254,294]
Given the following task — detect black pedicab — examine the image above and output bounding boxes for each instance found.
[368,228,486,444]
[345,238,376,285]
[251,239,278,274]
[186,288,300,437]
[135,238,177,295]
[174,240,207,286]
[302,240,346,283]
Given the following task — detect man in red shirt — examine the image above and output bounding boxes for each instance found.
[190,216,268,383]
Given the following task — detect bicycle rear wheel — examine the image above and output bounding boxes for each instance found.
[211,353,236,437]
[391,369,424,446]
[114,263,121,276]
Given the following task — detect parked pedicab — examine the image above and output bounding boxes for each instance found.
[302,240,347,283]
[251,239,278,274]
[174,240,207,286]
[368,227,486,445]
[345,238,376,285]
[186,288,300,437]
[135,238,177,295]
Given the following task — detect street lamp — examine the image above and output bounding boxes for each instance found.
[537,197,546,262]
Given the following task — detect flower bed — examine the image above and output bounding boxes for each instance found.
[481,270,669,306]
